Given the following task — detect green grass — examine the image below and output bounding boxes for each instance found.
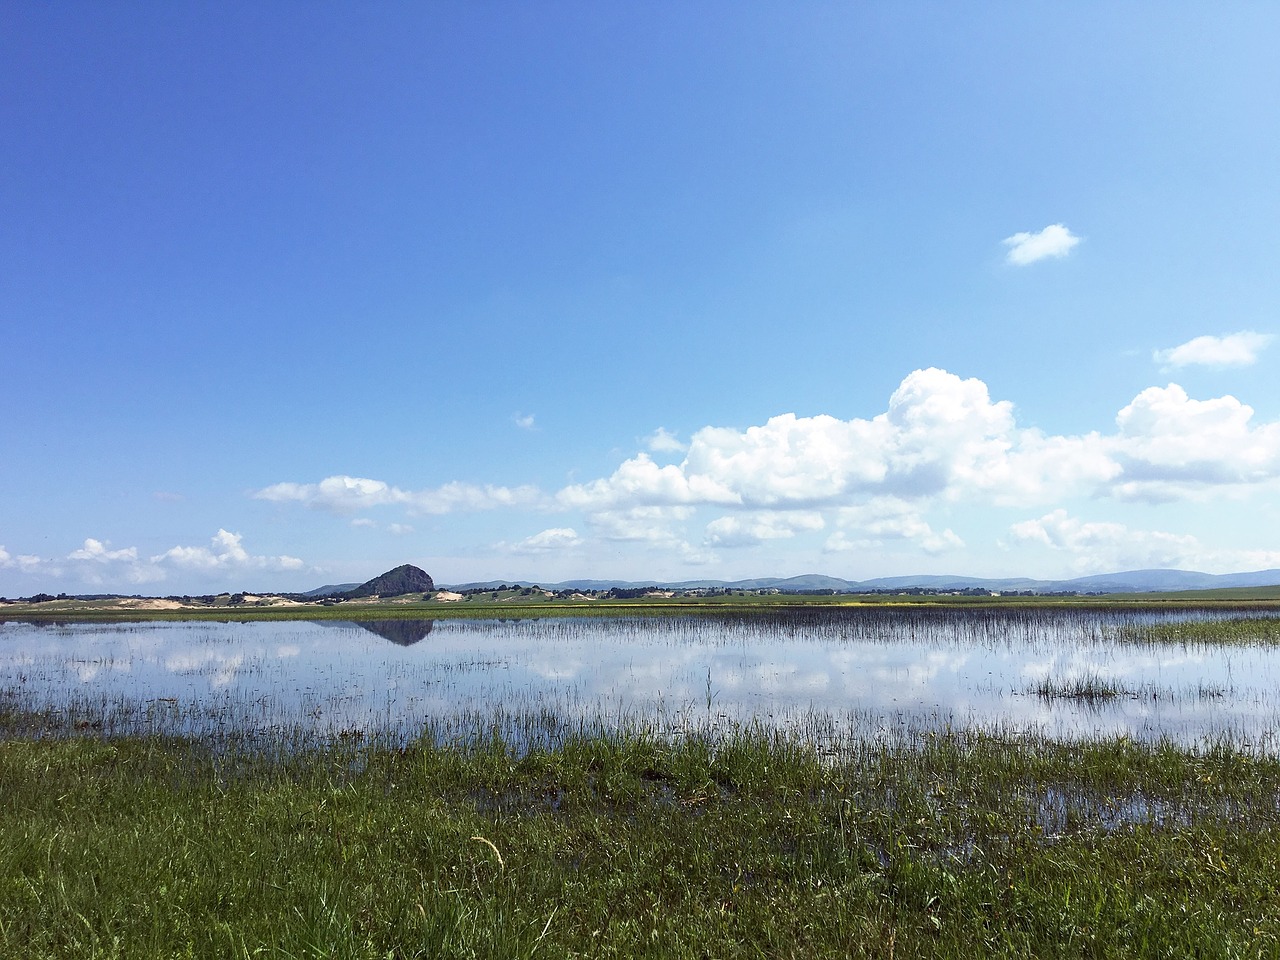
[6,592,1280,625]
[1117,616,1280,646]
[2,721,1280,958]
[1107,585,1280,602]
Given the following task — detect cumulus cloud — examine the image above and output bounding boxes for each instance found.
[978,431,1119,506]
[1111,384,1280,500]
[559,454,738,511]
[587,506,696,543]
[646,428,686,454]
[68,538,138,563]
[514,413,537,430]
[826,500,962,555]
[553,369,1280,521]
[5,539,147,584]
[1,530,302,588]
[387,523,414,536]
[504,528,584,554]
[1002,223,1081,265]
[151,529,303,572]
[261,370,1129,550]
[0,546,40,576]
[579,506,714,564]
[704,511,825,548]
[4,551,45,572]
[557,369,1104,514]
[254,475,543,515]
[1006,509,1280,574]
[249,368,1280,568]
[256,476,402,512]
[1009,510,1186,556]
[1154,331,1274,369]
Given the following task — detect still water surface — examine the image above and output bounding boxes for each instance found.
[3,608,1280,749]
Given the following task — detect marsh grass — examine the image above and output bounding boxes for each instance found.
[1031,673,1129,704]
[6,606,1280,955]
[1117,615,1280,646]
[2,710,1280,959]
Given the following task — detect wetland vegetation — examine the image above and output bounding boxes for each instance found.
[3,600,1280,957]
[3,722,1280,958]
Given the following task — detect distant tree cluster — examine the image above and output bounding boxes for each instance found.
[607,587,651,599]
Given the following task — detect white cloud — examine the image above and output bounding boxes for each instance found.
[1154,331,1274,369]
[12,554,44,572]
[387,523,414,535]
[554,370,1280,524]
[254,475,543,516]
[4,539,143,584]
[151,529,303,572]
[1002,223,1081,265]
[245,369,1280,572]
[704,511,825,548]
[68,538,138,563]
[1008,509,1280,574]
[1111,384,1280,500]
[826,500,962,555]
[256,476,402,512]
[979,430,1119,506]
[587,506,696,543]
[558,454,738,511]
[558,369,1082,513]
[350,518,377,528]
[514,413,537,430]
[646,427,686,454]
[0,546,40,575]
[505,528,584,554]
[2,529,303,588]
[574,505,715,563]
[1010,510,1178,556]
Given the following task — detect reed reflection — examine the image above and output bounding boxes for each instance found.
[0,609,1278,748]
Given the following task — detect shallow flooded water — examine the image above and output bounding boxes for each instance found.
[3,608,1280,749]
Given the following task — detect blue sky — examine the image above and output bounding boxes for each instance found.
[4,4,1280,594]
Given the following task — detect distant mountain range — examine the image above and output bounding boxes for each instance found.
[19,565,1276,606]
[300,582,362,597]
[431,568,1280,595]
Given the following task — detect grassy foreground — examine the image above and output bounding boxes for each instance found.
[3,725,1280,958]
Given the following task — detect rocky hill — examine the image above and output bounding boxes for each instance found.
[344,564,435,599]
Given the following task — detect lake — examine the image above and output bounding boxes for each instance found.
[3,607,1280,750]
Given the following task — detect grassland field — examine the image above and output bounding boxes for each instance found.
[5,585,1280,623]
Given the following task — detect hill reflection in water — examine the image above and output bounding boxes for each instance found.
[353,619,434,646]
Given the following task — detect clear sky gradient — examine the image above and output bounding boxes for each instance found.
[4,4,1279,594]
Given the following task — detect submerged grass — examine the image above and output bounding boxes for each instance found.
[2,716,1280,958]
[1029,674,1239,706]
